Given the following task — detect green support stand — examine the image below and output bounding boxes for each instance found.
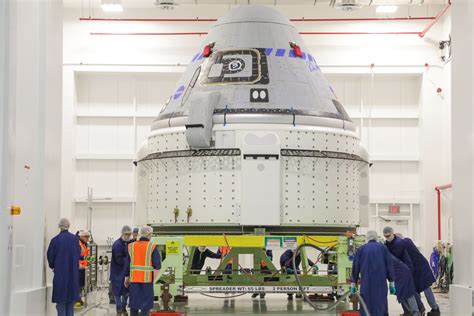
[152,236,185,299]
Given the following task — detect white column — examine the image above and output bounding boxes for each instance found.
[1,1,63,315]
[450,0,474,314]
[0,2,13,315]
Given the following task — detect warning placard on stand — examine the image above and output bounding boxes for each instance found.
[265,237,282,249]
[282,237,297,250]
[166,240,180,255]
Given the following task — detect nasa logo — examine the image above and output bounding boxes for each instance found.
[228,59,243,72]
[173,85,185,100]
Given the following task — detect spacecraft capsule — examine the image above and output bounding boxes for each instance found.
[136,5,369,234]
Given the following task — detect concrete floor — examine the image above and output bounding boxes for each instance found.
[78,290,451,315]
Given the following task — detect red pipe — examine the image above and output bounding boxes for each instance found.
[87,2,451,37]
[291,17,435,22]
[300,31,421,35]
[90,31,422,36]
[80,16,435,23]
[80,17,217,22]
[90,32,208,36]
[419,1,451,37]
[435,183,452,240]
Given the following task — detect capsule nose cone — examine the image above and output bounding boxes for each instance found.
[214,5,293,27]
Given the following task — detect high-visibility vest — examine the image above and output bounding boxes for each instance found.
[128,240,156,283]
[79,241,89,268]
[219,246,232,264]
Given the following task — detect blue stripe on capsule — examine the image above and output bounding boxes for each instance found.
[191,53,200,62]
[173,85,185,100]
[265,48,273,56]
[275,48,286,57]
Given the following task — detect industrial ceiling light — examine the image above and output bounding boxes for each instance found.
[334,0,361,12]
[101,0,123,12]
[154,0,178,10]
[376,5,398,14]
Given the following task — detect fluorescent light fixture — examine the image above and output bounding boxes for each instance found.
[101,0,123,12]
[376,5,398,14]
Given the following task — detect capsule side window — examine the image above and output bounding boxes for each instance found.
[181,66,201,107]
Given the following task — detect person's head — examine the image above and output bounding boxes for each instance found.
[58,218,70,231]
[132,227,139,239]
[198,246,206,252]
[121,225,132,242]
[79,230,91,243]
[383,226,395,242]
[366,230,378,242]
[140,226,153,239]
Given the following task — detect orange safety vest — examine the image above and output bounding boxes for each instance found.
[219,246,232,264]
[128,240,157,283]
[79,241,89,268]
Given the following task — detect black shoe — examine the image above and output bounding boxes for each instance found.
[260,293,266,299]
[251,293,259,298]
[427,308,440,316]
[287,294,293,300]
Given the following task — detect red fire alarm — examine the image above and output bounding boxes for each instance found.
[389,205,400,214]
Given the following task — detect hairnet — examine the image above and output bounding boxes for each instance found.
[121,225,132,235]
[383,226,394,235]
[58,218,70,230]
[79,230,91,237]
[366,230,378,242]
[133,227,139,233]
[140,226,153,238]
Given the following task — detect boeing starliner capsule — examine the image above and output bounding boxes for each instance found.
[135,5,369,234]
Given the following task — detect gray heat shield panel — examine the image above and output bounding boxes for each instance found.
[185,91,219,148]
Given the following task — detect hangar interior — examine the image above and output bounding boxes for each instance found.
[1,0,473,315]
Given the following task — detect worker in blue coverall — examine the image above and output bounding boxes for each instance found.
[384,228,441,316]
[130,227,139,243]
[351,230,396,316]
[217,246,233,275]
[190,246,221,274]
[77,230,93,308]
[251,248,273,299]
[110,225,133,316]
[392,255,420,315]
[47,218,81,316]
[124,226,161,316]
[280,249,315,300]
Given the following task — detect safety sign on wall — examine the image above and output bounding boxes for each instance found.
[166,241,180,255]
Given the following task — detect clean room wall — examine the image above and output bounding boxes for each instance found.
[62,3,452,256]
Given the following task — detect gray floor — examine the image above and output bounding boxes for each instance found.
[78,290,451,315]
